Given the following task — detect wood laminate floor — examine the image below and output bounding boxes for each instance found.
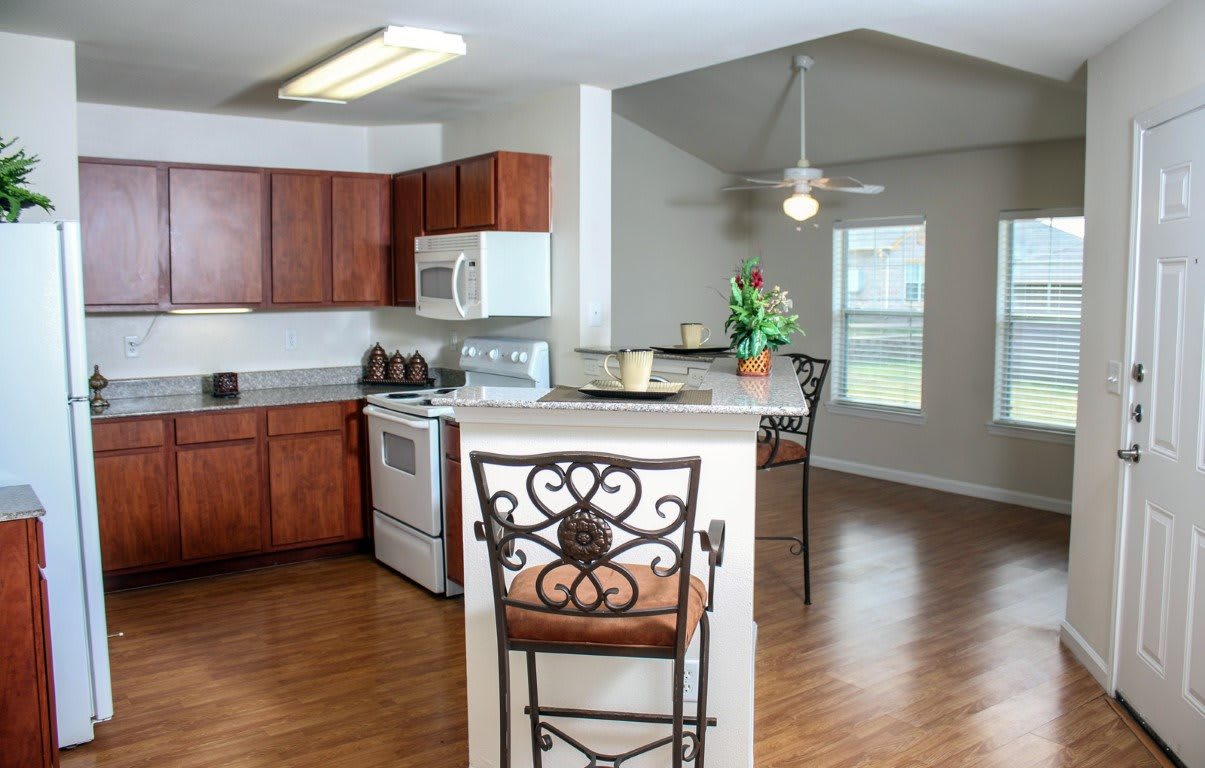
[62,467,1167,767]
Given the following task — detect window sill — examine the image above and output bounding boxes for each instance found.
[986,421,1075,445]
[825,401,927,425]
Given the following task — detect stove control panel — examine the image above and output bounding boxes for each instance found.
[458,337,550,388]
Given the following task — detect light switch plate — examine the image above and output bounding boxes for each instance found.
[587,302,603,328]
[1106,360,1122,395]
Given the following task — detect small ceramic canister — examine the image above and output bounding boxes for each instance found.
[387,350,408,380]
[405,350,429,383]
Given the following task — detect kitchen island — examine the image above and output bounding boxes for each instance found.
[434,358,805,768]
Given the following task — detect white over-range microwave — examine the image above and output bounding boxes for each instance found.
[414,231,552,320]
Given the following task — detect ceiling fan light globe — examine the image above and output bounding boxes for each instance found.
[783,192,820,222]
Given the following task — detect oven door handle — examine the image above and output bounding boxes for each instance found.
[450,252,468,319]
[363,404,431,430]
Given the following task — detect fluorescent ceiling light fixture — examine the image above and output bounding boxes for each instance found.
[280,26,466,104]
[167,308,254,315]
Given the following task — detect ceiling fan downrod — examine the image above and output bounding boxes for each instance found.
[793,54,814,168]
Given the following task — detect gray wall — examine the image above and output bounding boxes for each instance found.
[611,115,751,348]
[748,140,1085,505]
[613,132,1087,506]
[1066,0,1205,666]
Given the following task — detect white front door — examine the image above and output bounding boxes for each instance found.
[1116,103,1205,766]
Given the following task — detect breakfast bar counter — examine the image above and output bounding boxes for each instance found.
[435,358,805,768]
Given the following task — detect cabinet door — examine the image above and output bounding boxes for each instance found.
[442,456,463,587]
[176,442,262,560]
[268,433,346,547]
[424,164,458,232]
[392,172,423,307]
[169,168,265,305]
[457,155,496,229]
[80,161,165,307]
[94,450,173,571]
[0,520,55,768]
[331,176,389,304]
[271,172,329,304]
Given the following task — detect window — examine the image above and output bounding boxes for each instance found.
[993,211,1084,432]
[832,217,926,413]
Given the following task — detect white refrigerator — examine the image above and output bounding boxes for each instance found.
[0,222,113,746]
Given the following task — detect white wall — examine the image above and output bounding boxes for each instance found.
[611,115,751,347]
[1065,0,1205,669]
[0,32,79,221]
[375,85,613,385]
[747,140,1084,506]
[78,104,442,378]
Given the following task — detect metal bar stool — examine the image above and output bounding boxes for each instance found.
[470,450,726,767]
[754,353,830,604]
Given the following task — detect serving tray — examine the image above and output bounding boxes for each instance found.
[578,380,685,400]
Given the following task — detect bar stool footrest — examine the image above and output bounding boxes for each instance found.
[524,705,718,727]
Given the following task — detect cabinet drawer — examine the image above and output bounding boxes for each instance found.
[93,418,165,452]
[175,411,258,445]
[267,403,343,436]
[442,419,460,461]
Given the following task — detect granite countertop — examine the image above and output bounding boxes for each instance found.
[575,346,730,363]
[434,357,807,417]
[91,365,466,420]
[0,485,45,522]
[92,383,386,420]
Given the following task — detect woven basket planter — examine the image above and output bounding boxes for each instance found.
[736,349,772,377]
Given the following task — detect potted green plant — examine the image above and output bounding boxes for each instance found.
[725,256,802,376]
[0,136,54,223]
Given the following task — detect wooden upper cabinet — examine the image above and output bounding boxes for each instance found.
[331,175,390,304]
[495,151,551,232]
[169,168,265,306]
[271,173,329,305]
[457,155,496,229]
[424,164,458,232]
[80,161,165,308]
[392,172,423,307]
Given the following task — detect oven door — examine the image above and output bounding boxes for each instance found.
[415,250,485,320]
[364,405,442,536]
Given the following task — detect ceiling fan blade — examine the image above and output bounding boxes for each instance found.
[722,184,790,191]
[741,177,789,185]
[813,176,885,194]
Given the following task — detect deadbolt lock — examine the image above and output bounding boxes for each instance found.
[1132,363,1145,383]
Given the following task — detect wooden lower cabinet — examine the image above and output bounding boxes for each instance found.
[93,401,368,583]
[268,432,345,546]
[0,517,58,768]
[177,442,263,560]
[94,450,173,570]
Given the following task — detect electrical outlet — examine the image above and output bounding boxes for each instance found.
[683,659,700,703]
[124,336,140,358]
[284,329,298,351]
[587,301,603,328]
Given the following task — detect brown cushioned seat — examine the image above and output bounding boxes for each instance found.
[756,438,808,467]
[505,563,707,649]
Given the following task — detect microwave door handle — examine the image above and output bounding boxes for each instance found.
[451,252,468,319]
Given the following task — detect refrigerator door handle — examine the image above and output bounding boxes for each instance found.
[68,396,89,404]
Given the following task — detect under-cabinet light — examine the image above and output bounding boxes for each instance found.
[279,26,466,104]
[167,308,254,315]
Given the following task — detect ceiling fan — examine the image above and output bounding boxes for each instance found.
[724,55,884,221]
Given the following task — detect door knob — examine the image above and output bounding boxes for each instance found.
[1132,363,1145,382]
[1117,444,1141,463]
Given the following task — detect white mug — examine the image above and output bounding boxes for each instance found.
[681,323,711,349]
[603,348,654,391]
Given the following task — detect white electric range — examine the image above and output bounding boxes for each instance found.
[364,337,549,595]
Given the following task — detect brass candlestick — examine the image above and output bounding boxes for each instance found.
[88,365,109,412]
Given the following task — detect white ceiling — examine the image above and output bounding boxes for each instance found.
[614,30,1089,173]
[0,0,1167,126]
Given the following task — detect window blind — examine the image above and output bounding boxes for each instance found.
[993,212,1084,431]
[832,217,926,411]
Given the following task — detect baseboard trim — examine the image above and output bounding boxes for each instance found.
[807,455,1072,515]
[1059,620,1110,690]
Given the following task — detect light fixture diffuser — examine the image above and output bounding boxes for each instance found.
[167,308,254,315]
[280,26,466,104]
[782,192,820,222]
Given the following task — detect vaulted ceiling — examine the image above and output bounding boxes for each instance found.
[614,30,1089,173]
